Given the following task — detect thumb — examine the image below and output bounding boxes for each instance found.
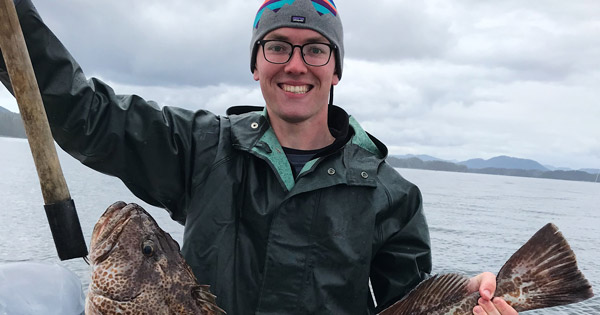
[469,272,496,300]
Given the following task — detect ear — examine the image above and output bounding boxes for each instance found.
[253,68,260,81]
[332,73,340,86]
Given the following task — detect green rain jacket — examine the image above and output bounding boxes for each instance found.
[1,1,432,314]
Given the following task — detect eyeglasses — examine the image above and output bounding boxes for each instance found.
[256,40,336,67]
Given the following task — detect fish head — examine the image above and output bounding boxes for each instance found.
[86,201,224,314]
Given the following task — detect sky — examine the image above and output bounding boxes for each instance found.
[1,0,599,170]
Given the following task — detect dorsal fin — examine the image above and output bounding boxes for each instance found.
[379,273,471,315]
[495,223,594,311]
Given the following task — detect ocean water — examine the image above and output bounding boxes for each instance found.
[1,137,598,314]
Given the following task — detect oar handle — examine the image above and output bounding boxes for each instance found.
[0,0,87,260]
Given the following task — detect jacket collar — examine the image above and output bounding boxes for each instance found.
[227,105,388,192]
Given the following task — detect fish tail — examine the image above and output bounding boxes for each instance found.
[495,223,594,312]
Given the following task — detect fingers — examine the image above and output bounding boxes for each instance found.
[474,297,500,315]
[478,272,497,299]
[473,298,519,315]
[491,298,518,315]
[470,272,518,314]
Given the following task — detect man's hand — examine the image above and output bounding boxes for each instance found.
[468,272,518,315]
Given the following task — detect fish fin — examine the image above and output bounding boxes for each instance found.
[379,273,471,315]
[192,285,227,314]
[495,223,594,312]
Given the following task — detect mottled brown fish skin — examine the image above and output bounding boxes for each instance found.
[85,201,225,314]
[380,223,594,315]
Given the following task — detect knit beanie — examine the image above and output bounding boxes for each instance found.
[250,0,344,79]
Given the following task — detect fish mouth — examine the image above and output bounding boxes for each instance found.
[91,201,127,245]
[89,202,161,264]
[89,201,137,264]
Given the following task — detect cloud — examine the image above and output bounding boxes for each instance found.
[335,56,599,169]
[0,0,598,169]
[35,0,257,86]
[444,1,600,81]
[102,79,264,115]
[341,1,455,61]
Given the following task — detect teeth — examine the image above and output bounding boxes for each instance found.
[282,84,309,94]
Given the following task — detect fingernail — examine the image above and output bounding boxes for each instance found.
[483,290,491,299]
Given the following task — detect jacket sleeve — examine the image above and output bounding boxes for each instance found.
[0,0,221,223]
[369,181,432,313]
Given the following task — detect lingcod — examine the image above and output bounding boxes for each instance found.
[86,201,225,314]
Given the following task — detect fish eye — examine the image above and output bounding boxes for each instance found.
[142,240,155,257]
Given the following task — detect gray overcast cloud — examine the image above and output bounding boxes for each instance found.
[1,0,598,170]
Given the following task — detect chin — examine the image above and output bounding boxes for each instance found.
[281,115,310,124]
[272,109,309,123]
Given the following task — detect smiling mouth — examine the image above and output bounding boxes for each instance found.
[279,84,312,94]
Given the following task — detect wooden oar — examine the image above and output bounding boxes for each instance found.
[0,0,87,260]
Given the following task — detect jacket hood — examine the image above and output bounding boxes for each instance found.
[225,104,388,159]
[225,105,388,192]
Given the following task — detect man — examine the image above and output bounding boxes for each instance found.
[1,0,517,314]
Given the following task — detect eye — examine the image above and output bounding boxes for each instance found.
[305,44,327,55]
[142,240,155,257]
[310,47,324,54]
[265,41,289,54]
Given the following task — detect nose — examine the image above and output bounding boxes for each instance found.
[284,46,308,74]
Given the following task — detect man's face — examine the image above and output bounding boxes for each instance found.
[253,27,339,125]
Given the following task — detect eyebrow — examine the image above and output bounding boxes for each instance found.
[264,33,329,43]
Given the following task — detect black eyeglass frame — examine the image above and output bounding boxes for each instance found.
[256,39,337,67]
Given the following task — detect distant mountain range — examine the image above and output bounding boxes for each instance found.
[395,154,449,162]
[0,105,26,138]
[394,154,598,175]
[458,155,549,171]
[390,155,599,183]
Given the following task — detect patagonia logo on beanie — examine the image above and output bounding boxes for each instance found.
[250,0,344,78]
